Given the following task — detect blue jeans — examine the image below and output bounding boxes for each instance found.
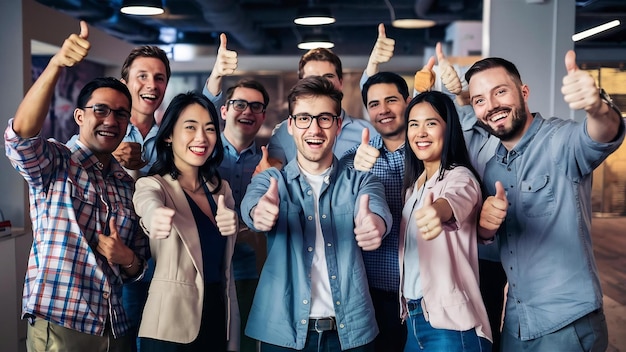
[260,330,375,352]
[500,308,607,352]
[122,258,155,352]
[404,299,492,352]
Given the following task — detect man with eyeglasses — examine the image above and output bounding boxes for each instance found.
[4,22,149,351]
[240,76,391,352]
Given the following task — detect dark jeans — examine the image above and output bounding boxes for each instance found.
[478,259,507,352]
[236,278,259,352]
[369,288,406,352]
[123,258,154,352]
[260,330,375,352]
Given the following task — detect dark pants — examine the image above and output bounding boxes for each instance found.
[369,288,406,352]
[478,259,507,352]
[260,330,375,352]
[236,278,259,352]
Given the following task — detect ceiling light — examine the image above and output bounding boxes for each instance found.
[572,20,621,41]
[392,18,436,29]
[294,7,336,26]
[298,34,335,50]
[121,0,164,16]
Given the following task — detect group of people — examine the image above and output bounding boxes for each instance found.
[5,19,623,352]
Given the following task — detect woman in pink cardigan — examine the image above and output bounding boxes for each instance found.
[399,90,492,352]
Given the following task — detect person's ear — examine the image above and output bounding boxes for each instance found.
[74,108,85,126]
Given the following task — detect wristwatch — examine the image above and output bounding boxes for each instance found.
[599,88,622,117]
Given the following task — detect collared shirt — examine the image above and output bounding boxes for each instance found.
[340,134,404,292]
[218,135,262,280]
[479,113,624,340]
[267,110,379,166]
[241,158,392,350]
[66,122,159,176]
[5,120,149,337]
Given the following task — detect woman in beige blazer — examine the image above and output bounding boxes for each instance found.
[133,91,240,352]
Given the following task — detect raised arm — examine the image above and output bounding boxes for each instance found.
[13,21,90,138]
[204,33,237,98]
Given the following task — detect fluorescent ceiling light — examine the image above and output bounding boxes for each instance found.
[392,18,436,29]
[294,7,335,26]
[121,0,164,16]
[298,34,335,50]
[572,20,621,41]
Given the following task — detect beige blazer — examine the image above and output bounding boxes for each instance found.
[133,174,239,350]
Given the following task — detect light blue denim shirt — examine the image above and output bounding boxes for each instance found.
[480,113,624,340]
[66,122,159,176]
[241,158,392,350]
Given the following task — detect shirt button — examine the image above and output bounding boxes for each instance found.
[103,292,110,299]
[509,266,513,270]
[327,243,332,247]
[331,275,337,280]
[308,247,313,252]
[301,319,307,325]
[321,214,327,219]
[507,168,511,171]
[336,301,341,305]
[303,299,309,305]
[339,323,345,329]
[308,216,313,221]
[307,190,312,195]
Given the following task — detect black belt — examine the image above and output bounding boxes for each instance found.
[308,317,336,332]
[407,299,421,312]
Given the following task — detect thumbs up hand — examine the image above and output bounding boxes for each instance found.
[436,42,462,95]
[253,145,280,176]
[252,177,280,231]
[52,20,90,68]
[414,56,436,93]
[97,217,134,266]
[414,193,443,240]
[216,195,238,236]
[354,194,384,251]
[366,23,396,76]
[149,206,176,239]
[212,33,238,78]
[561,50,602,115]
[353,128,380,172]
[479,181,508,234]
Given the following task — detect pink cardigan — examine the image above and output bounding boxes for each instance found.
[399,166,492,342]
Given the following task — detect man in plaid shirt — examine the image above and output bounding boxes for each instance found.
[4,21,149,351]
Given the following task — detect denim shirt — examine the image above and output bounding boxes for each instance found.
[481,114,624,340]
[241,158,392,350]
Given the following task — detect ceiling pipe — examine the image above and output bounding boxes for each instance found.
[192,0,266,53]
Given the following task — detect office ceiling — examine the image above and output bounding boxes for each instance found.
[35,0,626,57]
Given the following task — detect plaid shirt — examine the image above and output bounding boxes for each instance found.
[4,120,149,337]
[341,135,405,292]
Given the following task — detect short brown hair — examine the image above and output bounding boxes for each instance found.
[120,46,171,82]
[297,48,343,80]
[288,76,343,116]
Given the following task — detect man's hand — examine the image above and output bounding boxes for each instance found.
[562,50,602,115]
[366,23,395,76]
[149,206,176,239]
[436,42,462,95]
[354,194,384,251]
[252,177,280,232]
[414,193,443,240]
[50,20,90,69]
[216,195,238,236]
[253,146,283,176]
[206,33,238,96]
[113,142,147,170]
[479,181,508,233]
[414,56,436,93]
[97,217,133,266]
[353,128,379,172]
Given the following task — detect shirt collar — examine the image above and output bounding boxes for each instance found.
[71,140,134,182]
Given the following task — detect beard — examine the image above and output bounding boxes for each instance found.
[478,93,529,142]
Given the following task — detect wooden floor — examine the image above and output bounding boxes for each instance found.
[592,217,626,352]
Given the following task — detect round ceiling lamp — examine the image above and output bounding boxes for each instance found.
[298,34,335,50]
[121,0,164,16]
[294,7,336,26]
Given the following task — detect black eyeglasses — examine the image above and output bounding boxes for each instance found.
[227,99,266,114]
[81,104,131,121]
[289,113,338,129]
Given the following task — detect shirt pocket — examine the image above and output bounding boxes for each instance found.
[521,175,555,217]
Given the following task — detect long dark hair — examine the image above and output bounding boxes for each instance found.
[402,91,481,194]
[149,91,224,194]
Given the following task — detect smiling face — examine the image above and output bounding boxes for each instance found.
[287,95,342,174]
[166,103,217,175]
[76,87,130,160]
[468,66,531,145]
[121,56,168,120]
[406,102,446,169]
[366,82,408,140]
[221,86,266,145]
